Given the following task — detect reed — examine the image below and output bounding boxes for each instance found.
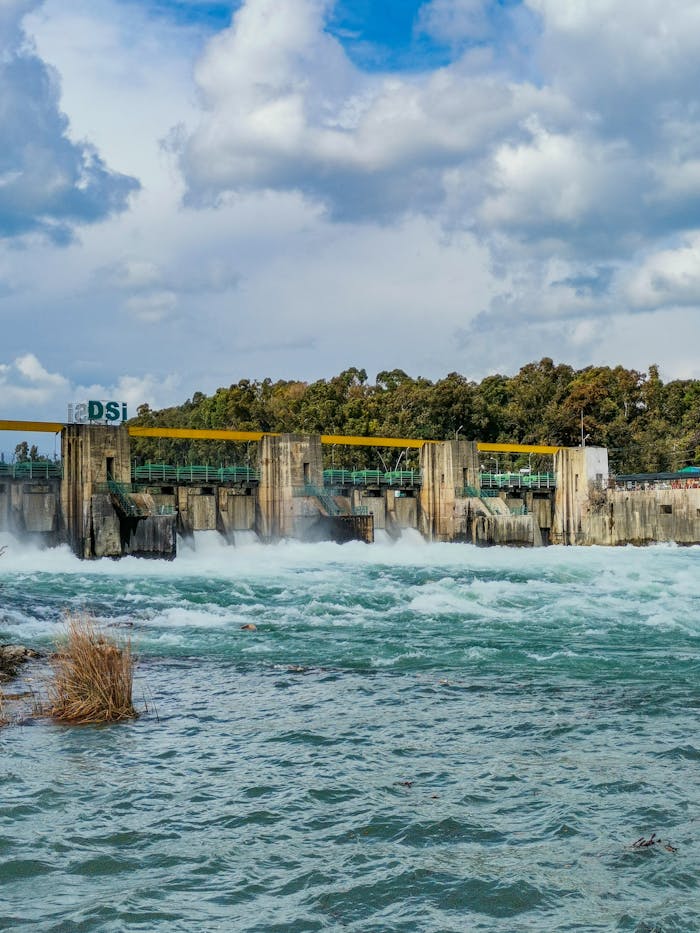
[49,614,137,724]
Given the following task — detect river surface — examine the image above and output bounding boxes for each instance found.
[1,533,698,932]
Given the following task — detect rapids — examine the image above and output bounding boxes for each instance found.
[1,533,698,931]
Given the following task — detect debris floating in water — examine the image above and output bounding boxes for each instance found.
[630,833,677,853]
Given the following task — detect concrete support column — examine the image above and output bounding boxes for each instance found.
[257,434,323,541]
[418,440,480,541]
[60,424,131,558]
[552,446,609,545]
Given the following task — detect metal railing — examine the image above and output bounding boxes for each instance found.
[95,482,176,516]
[0,462,62,479]
[322,469,422,487]
[383,470,422,487]
[293,484,342,516]
[292,485,369,517]
[479,472,556,489]
[106,480,146,517]
[323,469,354,486]
[132,463,259,484]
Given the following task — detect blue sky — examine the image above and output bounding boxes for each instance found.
[147,0,525,70]
[2,0,700,454]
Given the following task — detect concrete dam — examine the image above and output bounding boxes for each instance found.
[2,421,700,558]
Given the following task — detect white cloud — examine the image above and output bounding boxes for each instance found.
[179,0,559,220]
[3,0,700,426]
[124,290,178,323]
[417,0,491,44]
[0,0,138,242]
[0,352,181,421]
[0,353,68,409]
[624,234,700,310]
[14,353,68,387]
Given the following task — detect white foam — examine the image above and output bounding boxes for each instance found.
[232,530,260,547]
[192,530,228,552]
[373,529,393,546]
[396,527,426,546]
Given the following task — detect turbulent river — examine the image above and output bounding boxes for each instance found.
[1,533,698,932]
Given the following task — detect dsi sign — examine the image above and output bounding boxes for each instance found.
[67,401,128,425]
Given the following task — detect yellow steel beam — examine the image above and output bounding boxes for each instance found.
[128,427,267,442]
[320,434,426,448]
[127,427,560,452]
[477,442,560,455]
[128,427,430,447]
[0,421,561,453]
[0,419,64,433]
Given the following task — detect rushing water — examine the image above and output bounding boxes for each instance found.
[1,533,698,932]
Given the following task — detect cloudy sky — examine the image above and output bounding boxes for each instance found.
[2,0,700,435]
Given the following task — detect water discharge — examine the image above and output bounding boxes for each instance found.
[1,534,698,931]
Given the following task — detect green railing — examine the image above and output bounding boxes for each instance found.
[106,480,146,517]
[383,470,422,486]
[132,463,259,484]
[293,484,342,516]
[323,469,422,487]
[132,463,177,483]
[479,472,555,489]
[323,469,354,486]
[0,462,62,479]
[95,481,176,516]
[350,470,384,485]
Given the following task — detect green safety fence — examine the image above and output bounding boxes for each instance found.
[0,462,62,479]
[323,469,354,485]
[479,472,556,488]
[132,463,259,484]
[351,470,384,485]
[324,469,422,487]
[383,470,422,486]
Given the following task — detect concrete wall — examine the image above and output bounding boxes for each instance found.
[0,479,61,544]
[123,514,177,558]
[418,440,480,541]
[387,491,418,534]
[177,487,217,534]
[61,424,132,558]
[580,487,700,546]
[218,488,256,539]
[552,446,609,545]
[350,490,386,530]
[472,512,540,546]
[257,434,324,540]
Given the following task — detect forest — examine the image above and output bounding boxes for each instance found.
[126,359,700,476]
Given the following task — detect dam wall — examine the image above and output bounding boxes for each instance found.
[0,476,61,544]
[576,487,700,546]
[5,424,700,557]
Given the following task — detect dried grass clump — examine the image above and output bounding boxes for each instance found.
[49,614,137,724]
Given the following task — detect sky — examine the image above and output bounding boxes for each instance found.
[2,0,700,441]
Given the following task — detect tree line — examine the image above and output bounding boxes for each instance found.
[127,359,700,475]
